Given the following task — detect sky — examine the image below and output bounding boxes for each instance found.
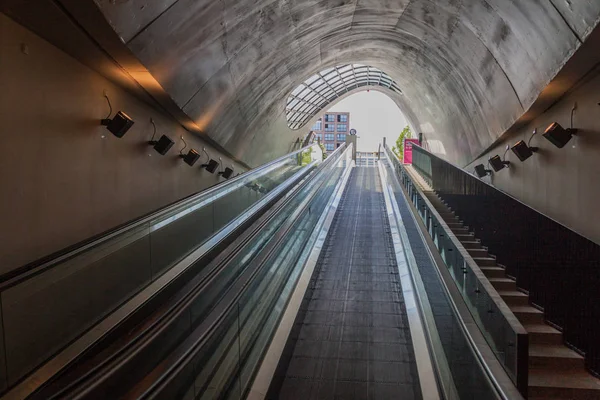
[327,91,408,153]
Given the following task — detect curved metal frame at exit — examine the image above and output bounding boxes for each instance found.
[286,64,402,130]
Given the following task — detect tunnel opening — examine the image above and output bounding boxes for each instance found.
[285,64,402,130]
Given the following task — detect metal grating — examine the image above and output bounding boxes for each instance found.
[286,65,402,130]
[269,168,421,399]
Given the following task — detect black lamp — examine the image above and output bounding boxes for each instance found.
[148,119,174,155]
[489,155,510,172]
[489,146,510,172]
[201,159,219,173]
[543,122,576,148]
[101,95,133,138]
[511,129,538,161]
[219,166,234,179]
[474,164,491,178]
[178,137,200,166]
[150,135,174,155]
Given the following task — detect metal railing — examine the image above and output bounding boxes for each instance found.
[0,144,323,394]
[383,145,528,396]
[411,143,600,381]
[24,144,353,400]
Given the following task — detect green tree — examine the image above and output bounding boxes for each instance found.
[392,126,412,161]
[319,142,327,160]
[298,148,312,165]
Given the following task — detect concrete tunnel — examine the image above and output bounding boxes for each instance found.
[2,1,600,399]
[9,0,600,168]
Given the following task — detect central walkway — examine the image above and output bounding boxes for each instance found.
[269,167,422,399]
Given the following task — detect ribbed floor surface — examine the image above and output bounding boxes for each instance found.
[268,168,422,399]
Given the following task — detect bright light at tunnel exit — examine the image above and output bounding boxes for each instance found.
[327,91,409,153]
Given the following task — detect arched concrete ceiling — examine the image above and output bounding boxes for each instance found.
[95,0,600,166]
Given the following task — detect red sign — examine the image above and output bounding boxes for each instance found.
[403,139,420,164]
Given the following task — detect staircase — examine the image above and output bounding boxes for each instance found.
[404,166,600,400]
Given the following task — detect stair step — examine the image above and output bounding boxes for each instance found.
[529,344,584,370]
[450,226,469,234]
[461,241,482,249]
[468,248,490,258]
[498,290,529,306]
[480,266,505,278]
[446,222,464,228]
[472,257,497,267]
[455,233,476,241]
[524,323,563,345]
[489,277,516,291]
[442,217,460,224]
[529,369,600,399]
[511,305,544,324]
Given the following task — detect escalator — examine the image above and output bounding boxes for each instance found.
[268,168,422,399]
[0,142,527,400]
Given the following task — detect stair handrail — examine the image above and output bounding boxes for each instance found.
[384,144,529,395]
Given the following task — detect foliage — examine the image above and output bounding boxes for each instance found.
[391,126,412,161]
[319,143,327,160]
[299,149,312,165]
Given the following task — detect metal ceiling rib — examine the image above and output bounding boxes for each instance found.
[285,64,402,130]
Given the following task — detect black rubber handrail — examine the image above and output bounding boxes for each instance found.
[130,144,350,400]
[411,144,596,244]
[0,144,319,289]
[27,144,346,399]
[18,159,320,400]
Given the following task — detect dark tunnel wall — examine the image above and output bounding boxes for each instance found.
[1,0,600,270]
[467,68,600,246]
[0,14,245,274]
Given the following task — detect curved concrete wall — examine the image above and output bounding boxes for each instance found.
[94,0,600,166]
[0,14,245,274]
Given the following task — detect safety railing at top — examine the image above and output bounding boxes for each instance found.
[27,143,354,400]
[383,144,528,397]
[0,143,323,394]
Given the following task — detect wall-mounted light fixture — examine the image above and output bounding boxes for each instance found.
[511,129,538,161]
[543,103,578,148]
[543,122,576,148]
[148,119,174,155]
[474,164,491,178]
[178,136,200,166]
[489,146,510,172]
[199,148,219,173]
[100,94,133,138]
[201,159,219,173]
[219,165,234,179]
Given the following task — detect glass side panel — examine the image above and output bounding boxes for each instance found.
[0,144,321,388]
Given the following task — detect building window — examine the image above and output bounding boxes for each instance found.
[325,143,334,151]
[325,114,335,122]
[324,133,334,141]
[337,124,347,132]
[315,133,322,141]
[324,124,335,132]
[337,133,346,141]
[337,114,348,122]
[312,120,322,131]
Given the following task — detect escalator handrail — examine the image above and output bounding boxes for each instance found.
[29,144,347,400]
[383,145,524,400]
[0,144,321,289]
[9,155,320,400]
[134,143,351,400]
